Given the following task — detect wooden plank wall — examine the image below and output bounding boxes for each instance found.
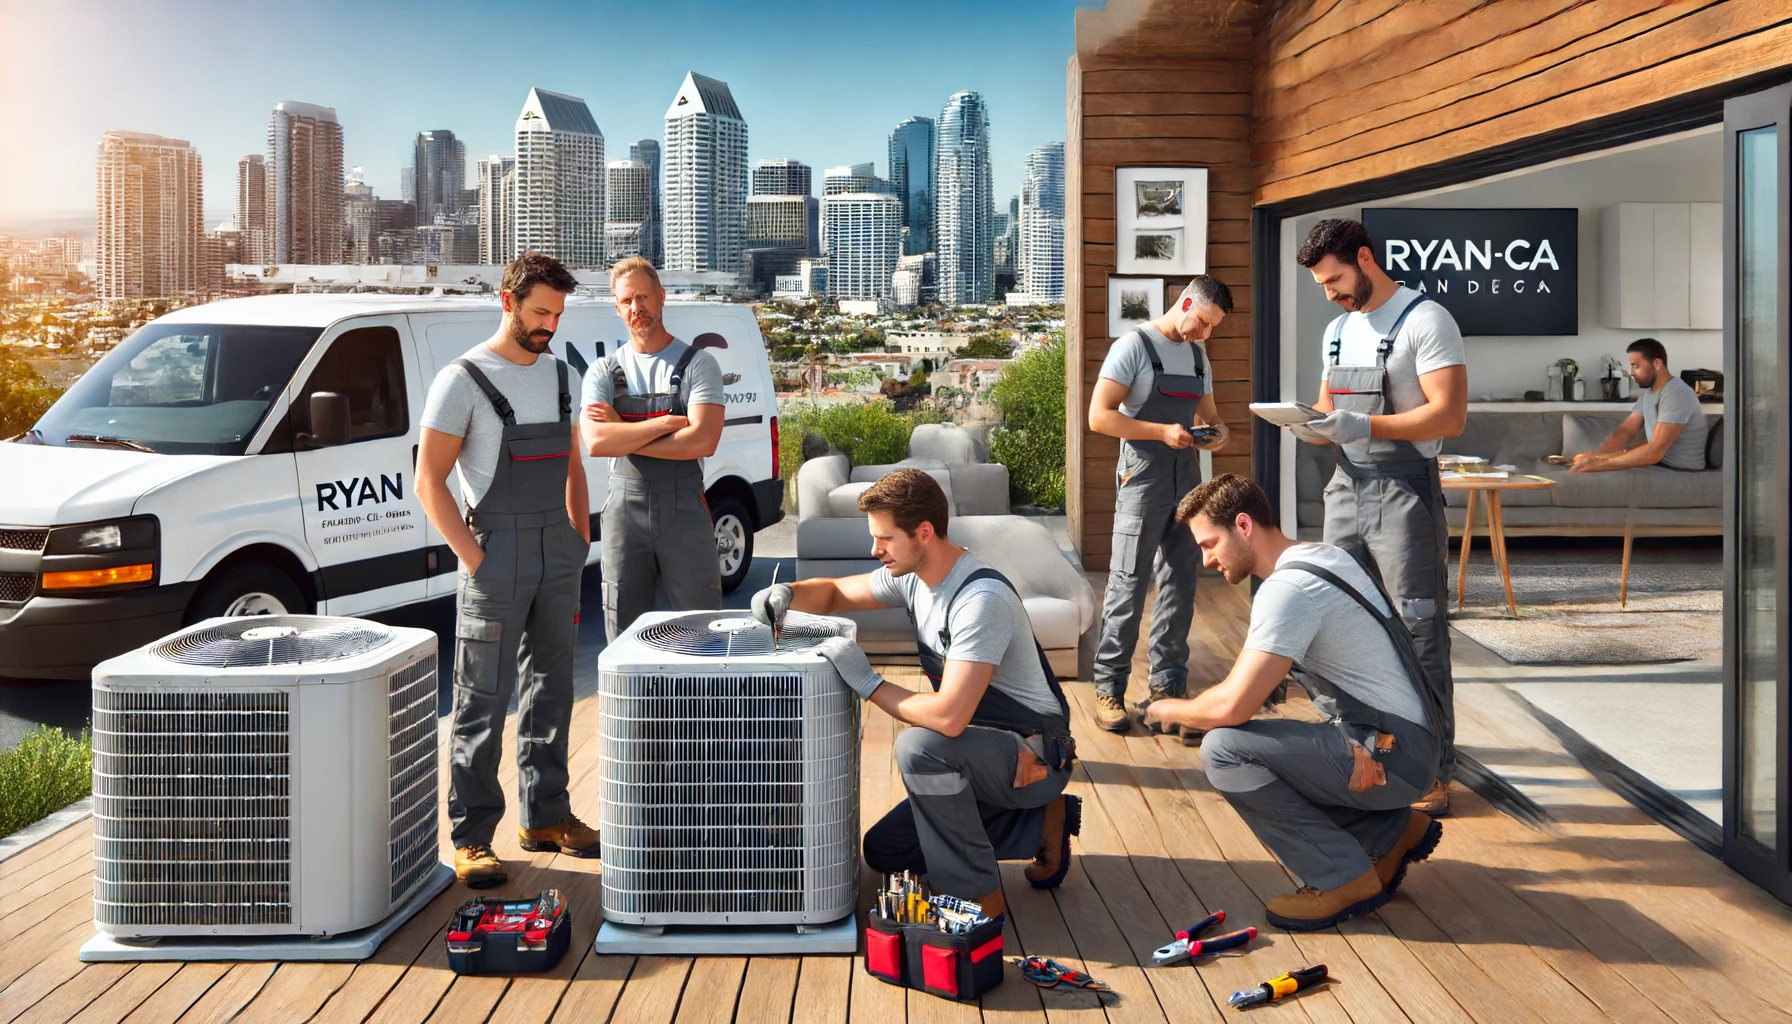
[1252,0,1792,205]
[1065,51,1256,564]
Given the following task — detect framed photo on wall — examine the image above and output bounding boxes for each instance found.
[1116,167,1208,275]
[1108,277,1164,336]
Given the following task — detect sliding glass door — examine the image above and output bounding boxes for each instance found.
[1723,84,1792,903]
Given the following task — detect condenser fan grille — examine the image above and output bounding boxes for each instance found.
[634,611,844,658]
[154,615,396,667]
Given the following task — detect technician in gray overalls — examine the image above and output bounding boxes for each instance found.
[418,252,601,889]
[1295,219,1467,815]
[749,470,1079,919]
[580,257,724,641]
[1143,474,1445,931]
[1087,275,1233,736]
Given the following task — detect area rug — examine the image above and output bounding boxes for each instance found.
[1448,548,1722,665]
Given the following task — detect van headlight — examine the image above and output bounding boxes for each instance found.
[45,516,157,554]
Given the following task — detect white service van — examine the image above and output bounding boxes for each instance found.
[0,293,785,679]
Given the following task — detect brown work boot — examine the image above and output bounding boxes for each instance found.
[1374,810,1443,896]
[1178,724,1205,747]
[1095,694,1130,733]
[977,887,1007,920]
[1411,780,1450,816]
[519,813,601,858]
[1024,795,1082,889]
[454,843,507,889]
[1141,686,1183,736]
[1265,869,1387,931]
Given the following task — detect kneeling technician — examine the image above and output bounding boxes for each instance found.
[750,470,1078,920]
[1143,474,1444,931]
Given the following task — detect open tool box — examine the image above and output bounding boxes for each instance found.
[863,879,1004,1002]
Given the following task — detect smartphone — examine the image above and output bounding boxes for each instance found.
[1545,454,1572,466]
[1190,426,1222,442]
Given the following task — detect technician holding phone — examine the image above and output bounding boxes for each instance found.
[1086,275,1232,738]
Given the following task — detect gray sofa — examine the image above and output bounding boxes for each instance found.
[795,425,1096,676]
[1295,410,1724,537]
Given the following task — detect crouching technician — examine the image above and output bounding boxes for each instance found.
[417,252,601,888]
[1142,475,1444,931]
[749,470,1078,919]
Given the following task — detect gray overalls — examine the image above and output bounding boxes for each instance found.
[598,343,723,642]
[447,357,588,849]
[1201,552,1445,890]
[1320,294,1454,784]
[1094,338,1206,700]
[870,568,1076,900]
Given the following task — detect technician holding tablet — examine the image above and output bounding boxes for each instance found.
[1296,218,1466,815]
[1086,275,1233,738]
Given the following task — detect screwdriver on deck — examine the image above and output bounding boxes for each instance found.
[1229,964,1329,1008]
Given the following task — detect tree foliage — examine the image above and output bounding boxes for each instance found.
[0,349,64,439]
[953,332,1014,360]
[987,331,1066,510]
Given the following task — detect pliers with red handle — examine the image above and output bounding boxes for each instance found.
[1152,911,1258,966]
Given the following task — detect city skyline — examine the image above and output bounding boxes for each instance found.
[0,0,1073,229]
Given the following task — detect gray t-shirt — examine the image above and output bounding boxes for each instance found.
[869,551,1060,718]
[1634,374,1709,470]
[420,345,570,507]
[581,337,725,473]
[1097,325,1211,419]
[1245,542,1430,729]
[1319,286,1466,460]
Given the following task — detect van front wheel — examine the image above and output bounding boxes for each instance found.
[187,563,308,623]
[709,496,754,594]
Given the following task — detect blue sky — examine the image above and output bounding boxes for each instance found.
[0,0,1075,227]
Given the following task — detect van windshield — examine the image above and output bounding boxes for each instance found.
[28,323,320,455]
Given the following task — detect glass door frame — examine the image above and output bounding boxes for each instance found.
[1722,82,1792,903]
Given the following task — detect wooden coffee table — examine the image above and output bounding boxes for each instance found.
[1442,474,1558,618]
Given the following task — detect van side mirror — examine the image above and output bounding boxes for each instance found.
[302,392,351,448]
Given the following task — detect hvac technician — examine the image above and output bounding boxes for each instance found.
[1143,475,1444,932]
[417,252,601,889]
[750,470,1078,920]
[1086,275,1233,738]
[1297,218,1466,815]
[581,257,725,641]
[1570,338,1710,473]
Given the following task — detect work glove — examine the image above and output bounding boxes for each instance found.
[813,636,885,700]
[749,583,793,633]
[1308,409,1371,444]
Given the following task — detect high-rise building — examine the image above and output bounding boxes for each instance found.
[235,154,268,263]
[373,199,419,263]
[416,222,478,264]
[476,155,515,264]
[994,193,1019,294]
[887,117,935,255]
[745,194,817,252]
[934,91,994,305]
[512,87,605,267]
[206,221,246,291]
[822,191,900,301]
[752,158,812,197]
[823,163,884,196]
[605,158,651,262]
[891,251,938,308]
[266,101,345,263]
[412,130,466,225]
[1018,142,1064,301]
[664,72,747,273]
[629,139,662,266]
[343,172,378,264]
[95,130,203,299]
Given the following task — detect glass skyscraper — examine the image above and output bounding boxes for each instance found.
[887,116,934,256]
[934,92,993,305]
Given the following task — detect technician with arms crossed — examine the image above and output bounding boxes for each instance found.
[1296,218,1466,815]
[1143,475,1444,931]
[417,252,600,889]
[1569,338,1710,473]
[580,257,726,640]
[750,470,1079,920]
[1086,275,1233,739]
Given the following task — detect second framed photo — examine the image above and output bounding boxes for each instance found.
[1115,167,1208,275]
[1107,277,1164,337]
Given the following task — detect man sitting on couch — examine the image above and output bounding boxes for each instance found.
[1572,338,1709,473]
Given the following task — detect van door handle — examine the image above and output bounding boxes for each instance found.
[412,444,418,471]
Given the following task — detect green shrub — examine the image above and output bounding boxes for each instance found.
[0,725,93,838]
[0,350,64,439]
[987,332,1067,510]
[776,399,949,506]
